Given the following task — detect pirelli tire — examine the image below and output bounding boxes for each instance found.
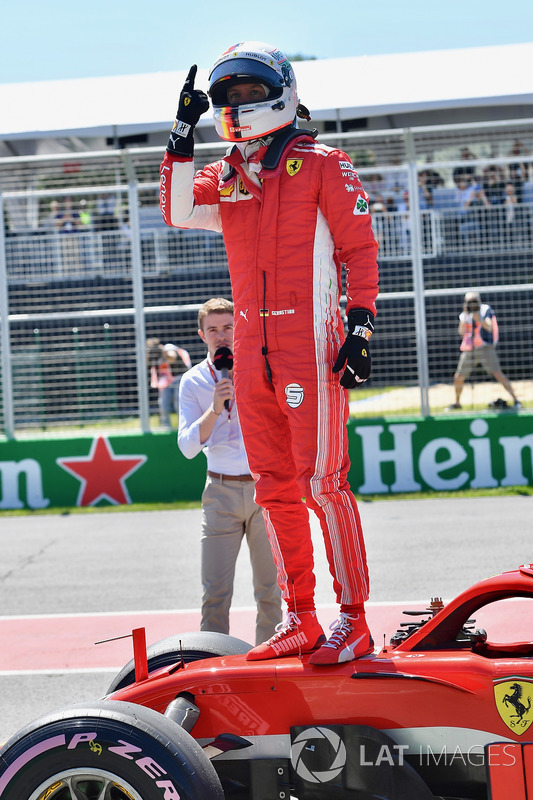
[107,630,252,693]
[0,699,224,800]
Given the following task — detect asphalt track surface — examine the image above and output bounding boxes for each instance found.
[1,495,531,744]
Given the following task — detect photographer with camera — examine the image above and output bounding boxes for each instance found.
[146,337,191,428]
[447,291,521,410]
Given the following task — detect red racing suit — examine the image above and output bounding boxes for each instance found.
[160,128,379,611]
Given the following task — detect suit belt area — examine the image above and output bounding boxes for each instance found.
[207,470,254,483]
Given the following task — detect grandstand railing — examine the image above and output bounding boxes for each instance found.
[0,118,532,436]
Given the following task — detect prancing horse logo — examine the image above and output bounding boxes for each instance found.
[286,158,303,176]
[494,679,533,734]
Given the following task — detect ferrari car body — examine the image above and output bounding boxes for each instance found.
[1,565,533,799]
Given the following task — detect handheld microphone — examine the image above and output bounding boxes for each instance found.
[213,346,234,410]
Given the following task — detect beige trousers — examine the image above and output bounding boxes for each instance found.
[201,474,282,645]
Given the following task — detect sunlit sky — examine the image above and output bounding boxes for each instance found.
[2,0,533,84]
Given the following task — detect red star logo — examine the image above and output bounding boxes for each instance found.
[57,436,147,506]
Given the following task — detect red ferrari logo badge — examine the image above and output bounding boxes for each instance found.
[494,679,533,734]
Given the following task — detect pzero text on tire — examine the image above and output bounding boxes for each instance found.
[0,699,224,800]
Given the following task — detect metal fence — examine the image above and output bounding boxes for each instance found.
[1,118,532,437]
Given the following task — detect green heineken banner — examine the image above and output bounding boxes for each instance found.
[0,413,531,510]
[349,413,533,494]
[0,433,204,510]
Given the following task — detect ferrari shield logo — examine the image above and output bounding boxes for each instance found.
[494,679,533,734]
[286,158,303,176]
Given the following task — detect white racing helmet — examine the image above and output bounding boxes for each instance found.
[208,41,301,142]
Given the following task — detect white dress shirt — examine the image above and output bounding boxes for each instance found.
[178,357,250,475]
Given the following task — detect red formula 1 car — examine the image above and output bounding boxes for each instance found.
[1,565,533,800]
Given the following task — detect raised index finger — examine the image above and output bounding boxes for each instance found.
[184,65,197,90]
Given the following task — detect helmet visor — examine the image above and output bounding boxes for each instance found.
[209,58,285,106]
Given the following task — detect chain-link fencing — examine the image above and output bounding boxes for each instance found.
[0,118,532,436]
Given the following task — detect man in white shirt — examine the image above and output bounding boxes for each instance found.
[178,297,281,644]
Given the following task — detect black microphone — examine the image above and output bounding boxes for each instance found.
[213,346,234,410]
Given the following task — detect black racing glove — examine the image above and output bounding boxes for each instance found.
[333,308,375,389]
[167,65,210,158]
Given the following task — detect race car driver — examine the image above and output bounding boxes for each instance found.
[160,42,379,665]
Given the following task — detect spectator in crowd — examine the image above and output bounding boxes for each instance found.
[160,42,379,665]
[418,171,434,208]
[117,210,132,266]
[453,146,477,186]
[456,175,476,210]
[503,181,522,244]
[504,181,518,222]
[78,199,92,227]
[394,190,411,252]
[371,196,411,256]
[457,178,489,240]
[381,155,406,195]
[508,139,530,189]
[465,183,490,209]
[146,337,191,428]
[43,199,59,231]
[466,182,495,241]
[54,196,81,234]
[178,298,282,644]
[77,199,92,269]
[420,165,444,189]
[482,165,505,205]
[94,193,119,266]
[509,163,526,203]
[94,193,118,232]
[364,170,385,198]
[447,291,521,410]
[370,199,388,253]
[370,200,386,214]
[54,196,81,271]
